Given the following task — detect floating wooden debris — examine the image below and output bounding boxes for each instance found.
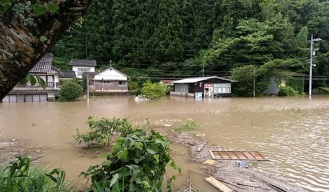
[205,176,234,192]
[0,142,17,147]
[210,150,268,161]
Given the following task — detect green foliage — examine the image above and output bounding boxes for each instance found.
[20,75,46,89]
[175,118,197,131]
[141,81,168,99]
[81,128,180,192]
[74,116,133,147]
[286,78,304,94]
[58,81,83,102]
[277,86,298,96]
[50,0,329,93]
[315,87,329,95]
[0,156,71,192]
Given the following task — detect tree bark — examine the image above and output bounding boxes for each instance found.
[0,0,91,100]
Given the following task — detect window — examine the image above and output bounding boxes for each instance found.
[77,68,90,76]
[214,83,231,93]
[119,81,127,86]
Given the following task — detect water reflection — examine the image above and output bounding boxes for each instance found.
[0,96,328,191]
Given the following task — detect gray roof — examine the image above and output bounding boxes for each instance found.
[59,70,76,79]
[172,76,236,84]
[69,59,97,67]
[30,53,59,74]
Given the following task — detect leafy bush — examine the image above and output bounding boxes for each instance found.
[141,80,168,99]
[0,156,71,192]
[277,86,298,96]
[81,128,180,192]
[74,116,133,147]
[58,81,83,102]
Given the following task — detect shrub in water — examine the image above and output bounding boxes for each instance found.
[74,116,133,147]
[58,81,83,101]
[141,80,168,99]
[81,126,180,191]
[176,118,197,131]
[277,86,298,96]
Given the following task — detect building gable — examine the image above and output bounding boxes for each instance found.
[94,67,128,81]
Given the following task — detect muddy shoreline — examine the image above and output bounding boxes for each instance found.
[1,133,309,192]
[167,132,309,192]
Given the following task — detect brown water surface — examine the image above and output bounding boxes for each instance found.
[0,96,329,191]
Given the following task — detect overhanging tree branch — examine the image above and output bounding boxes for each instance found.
[0,0,91,100]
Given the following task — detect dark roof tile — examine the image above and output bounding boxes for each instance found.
[30,53,56,73]
[59,70,76,78]
[69,59,97,67]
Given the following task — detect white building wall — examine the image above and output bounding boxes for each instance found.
[72,66,95,78]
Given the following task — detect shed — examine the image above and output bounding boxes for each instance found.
[170,76,235,98]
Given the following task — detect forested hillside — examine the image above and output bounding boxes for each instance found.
[51,0,329,91]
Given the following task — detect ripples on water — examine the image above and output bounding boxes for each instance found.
[0,96,329,191]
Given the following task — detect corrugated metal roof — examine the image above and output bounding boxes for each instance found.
[70,59,97,67]
[172,76,235,84]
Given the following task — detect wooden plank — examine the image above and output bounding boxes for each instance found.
[210,150,268,161]
[226,151,239,159]
[250,151,265,160]
[205,176,234,192]
[234,151,248,160]
[218,151,230,159]
[242,151,255,160]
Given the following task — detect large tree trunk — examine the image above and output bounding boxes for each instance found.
[0,0,91,100]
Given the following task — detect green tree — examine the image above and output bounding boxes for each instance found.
[58,81,83,102]
[141,81,168,99]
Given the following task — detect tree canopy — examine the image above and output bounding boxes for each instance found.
[1,0,328,98]
[51,0,328,91]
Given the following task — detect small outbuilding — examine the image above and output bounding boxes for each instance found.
[58,70,76,80]
[70,59,96,78]
[170,76,235,98]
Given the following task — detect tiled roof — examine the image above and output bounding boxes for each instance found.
[9,88,59,94]
[30,53,59,74]
[69,59,97,67]
[59,70,76,78]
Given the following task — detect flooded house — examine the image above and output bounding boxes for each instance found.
[70,59,96,79]
[87,66,129,94]
[2,53,60,102]
[170,76,235,98]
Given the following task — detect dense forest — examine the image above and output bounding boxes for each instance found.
[51,0,329,95]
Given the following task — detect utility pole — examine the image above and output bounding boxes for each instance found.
[309,34,313,98]
[309,35,322,98]
[86,74,89,101]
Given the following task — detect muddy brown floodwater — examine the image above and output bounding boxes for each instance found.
[0,96,329,191]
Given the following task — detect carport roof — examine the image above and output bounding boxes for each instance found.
[172,76,236,84]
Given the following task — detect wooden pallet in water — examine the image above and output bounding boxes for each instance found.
[210,150,268,161]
